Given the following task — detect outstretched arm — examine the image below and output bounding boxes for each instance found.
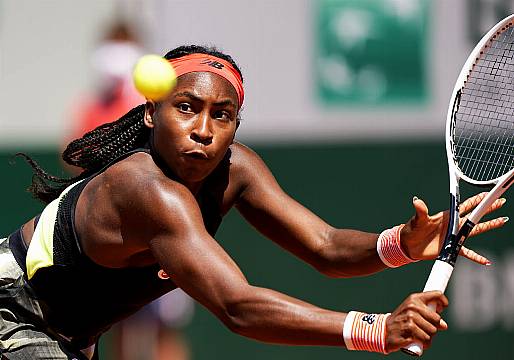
[233,144,507,277]
[143,177,447,352]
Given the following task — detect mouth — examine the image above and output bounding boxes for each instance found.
[183,150,209,160]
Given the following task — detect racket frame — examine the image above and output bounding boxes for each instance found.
[403,13,514,356]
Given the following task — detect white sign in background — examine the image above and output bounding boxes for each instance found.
[0,0,508,147]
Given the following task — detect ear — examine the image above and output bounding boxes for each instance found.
[144,101,156,128]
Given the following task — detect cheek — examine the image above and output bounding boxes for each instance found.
[217,127,236,147]
[154,117,188,141]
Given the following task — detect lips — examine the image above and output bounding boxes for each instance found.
[183,150,209,160]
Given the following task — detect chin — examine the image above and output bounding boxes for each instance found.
[178,168,212,183]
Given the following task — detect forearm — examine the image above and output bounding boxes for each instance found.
[319,225,417,277]
[317,228,386,277]
[220,285,347,346]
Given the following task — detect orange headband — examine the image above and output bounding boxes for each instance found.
[168,53,244,107]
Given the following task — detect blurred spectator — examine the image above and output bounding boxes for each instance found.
[66,21,144,142]
[64,19,195,360]
[116,290,195,360]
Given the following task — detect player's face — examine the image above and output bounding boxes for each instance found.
[145,72,239,189]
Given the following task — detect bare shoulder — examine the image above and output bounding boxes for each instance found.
[230,141,261,160]
[229,141,269,176]
[89,152,197,219]
[76,152,203,266]
[227,142,281,198]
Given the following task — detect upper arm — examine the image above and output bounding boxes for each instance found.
[232,144,333,268]
[142,180,252,324]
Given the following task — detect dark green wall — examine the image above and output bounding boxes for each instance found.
[1,142,512,359]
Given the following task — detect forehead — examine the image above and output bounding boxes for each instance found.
[172,72,238,104]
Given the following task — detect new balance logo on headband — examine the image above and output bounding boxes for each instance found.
[169,53,245,106]
[201,59,225,69]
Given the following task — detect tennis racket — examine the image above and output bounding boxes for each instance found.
[402,14,514,356]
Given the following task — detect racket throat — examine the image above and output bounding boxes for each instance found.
[437,218,475,266]
[436,194,461,266]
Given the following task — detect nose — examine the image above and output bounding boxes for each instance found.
[190,111,213,145]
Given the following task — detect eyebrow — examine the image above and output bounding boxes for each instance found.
[173,91,237,109]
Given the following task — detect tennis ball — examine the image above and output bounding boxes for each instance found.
[133,54,177,101]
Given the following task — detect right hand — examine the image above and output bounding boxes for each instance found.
[385,291,449,353]
[401,194,506,265]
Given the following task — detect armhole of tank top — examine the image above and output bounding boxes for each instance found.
[68,147,151,253]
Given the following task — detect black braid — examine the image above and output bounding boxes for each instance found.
[13,153,73,204]
[63,104,148,169]
[22,104,148,203]
[23,45,243,204]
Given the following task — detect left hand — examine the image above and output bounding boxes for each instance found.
[400,193,507,265]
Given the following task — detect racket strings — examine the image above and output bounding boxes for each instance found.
[453,24,514,182]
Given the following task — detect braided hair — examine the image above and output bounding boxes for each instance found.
[22,45,243,204]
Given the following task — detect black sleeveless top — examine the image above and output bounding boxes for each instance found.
[10,147,224,348]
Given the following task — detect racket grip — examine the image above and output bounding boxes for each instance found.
[402,260,454,356]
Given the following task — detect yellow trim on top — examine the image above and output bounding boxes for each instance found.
[26,180,84,279]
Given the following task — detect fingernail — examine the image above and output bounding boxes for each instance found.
[413,196,419,202]
[440,319,448,328]
[501,198,507,204]
[503,216,509,223]
[485,261,492,266]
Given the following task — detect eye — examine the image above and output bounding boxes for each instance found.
[213,110,232,121]
[177,103,193,113]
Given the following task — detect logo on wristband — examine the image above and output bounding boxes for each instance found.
[362,314,377,325]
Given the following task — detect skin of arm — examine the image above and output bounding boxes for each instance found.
[232,144,507,277]
[142,176,347,346]
[138,173,446,350]
[233,144,389,277]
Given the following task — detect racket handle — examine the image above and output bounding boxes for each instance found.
[402,260,454,356]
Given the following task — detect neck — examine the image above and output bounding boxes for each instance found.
[183,180,204,195]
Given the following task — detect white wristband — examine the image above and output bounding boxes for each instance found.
[377,224,417,268]
[343,311,390,354]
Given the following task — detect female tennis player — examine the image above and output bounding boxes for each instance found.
[0,45,506,360]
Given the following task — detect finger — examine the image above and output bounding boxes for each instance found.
[468,216,509,237]
[402,295,446,329]
[417,291,449,309]
[414,303,445,328]
[459,246,492,265]
[433,299,450,316]
[396,318,445,350]
[423,338,433,350]
[459,192,487,215]
[408,319,434,344]
[412,317,447,350]
[460,196,506,218]
[413,313,439,336]
[412,196,429,227]
[477,198,507,217]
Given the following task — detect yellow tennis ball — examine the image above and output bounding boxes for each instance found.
[133,54,177,101]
